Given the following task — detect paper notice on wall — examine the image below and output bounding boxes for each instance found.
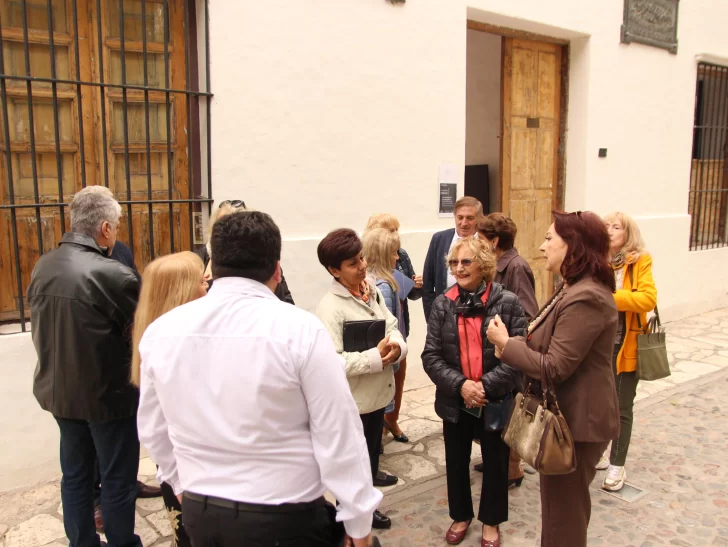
[438,164,458,216]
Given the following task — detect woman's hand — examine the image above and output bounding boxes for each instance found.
[486,314,510,352]
[376,335,391,360]
[413,274,423,289]
[382,341,401,366]
[460,380,486,408]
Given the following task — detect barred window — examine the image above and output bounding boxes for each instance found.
[689,62,728,251]
[0,0,212,329]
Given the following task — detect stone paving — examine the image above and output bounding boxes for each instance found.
[2,308,728,546]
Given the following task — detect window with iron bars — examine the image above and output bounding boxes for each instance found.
[689,62,728,251]
[0,0,212,332]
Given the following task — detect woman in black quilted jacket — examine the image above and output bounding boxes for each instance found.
[422,236,527,547]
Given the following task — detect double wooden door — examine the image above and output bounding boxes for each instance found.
[501,38,563,306]
[1,0,191,320]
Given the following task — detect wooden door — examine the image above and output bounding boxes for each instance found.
[0,0,191,321]
[501,38,562,306]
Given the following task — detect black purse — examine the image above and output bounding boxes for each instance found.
[484,395,515,432]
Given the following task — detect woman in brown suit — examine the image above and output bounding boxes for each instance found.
[486,211,619,547]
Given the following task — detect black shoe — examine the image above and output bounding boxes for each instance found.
[384,421,409,443]
[474,462,484,473]
[373,471,398,487]
[372,510,392,529]
[509,476,524,488]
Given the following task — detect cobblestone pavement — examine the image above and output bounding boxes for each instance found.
[2,308,728,546]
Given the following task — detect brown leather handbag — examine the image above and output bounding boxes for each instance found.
[501,356,576,475]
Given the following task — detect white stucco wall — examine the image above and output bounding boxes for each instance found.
[209,0,728,328]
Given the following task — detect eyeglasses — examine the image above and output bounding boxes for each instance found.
[448,258,476,268]
[219,199,245,209]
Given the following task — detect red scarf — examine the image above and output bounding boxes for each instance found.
[346,280,370,303]
[457,283,492,381]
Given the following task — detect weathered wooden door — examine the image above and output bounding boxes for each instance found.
[501,38,562,306]
[0,0,191,321]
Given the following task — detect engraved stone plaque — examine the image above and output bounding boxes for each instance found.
[621,0,679,54]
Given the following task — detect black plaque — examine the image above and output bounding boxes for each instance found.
[439,183,457,215]
[621,0,679,54]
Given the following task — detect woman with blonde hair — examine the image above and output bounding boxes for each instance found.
[364,214,422,443]
[598,212,657,491]
[195,199,294,303]
[132,251,209,547]
[423,236,527,546]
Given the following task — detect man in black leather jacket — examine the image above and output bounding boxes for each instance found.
[28,186,143,547]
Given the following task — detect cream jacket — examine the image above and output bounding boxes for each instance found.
[316,276,408,414]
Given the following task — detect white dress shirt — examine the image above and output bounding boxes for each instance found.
[445,231,462,289]
[137,277,382,539]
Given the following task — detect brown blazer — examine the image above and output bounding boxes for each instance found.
[501,277,619,443]
[495,248,539,321]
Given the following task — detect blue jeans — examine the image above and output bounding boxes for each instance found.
[55,416,143,547]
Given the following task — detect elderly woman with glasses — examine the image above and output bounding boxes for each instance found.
[422,236,527,547]
[194,199,294,303]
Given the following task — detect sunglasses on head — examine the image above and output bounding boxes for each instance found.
[448,258,475,268]
[219,199,245,209]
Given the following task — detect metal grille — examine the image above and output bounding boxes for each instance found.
[689,62,728,251]
[0,0,212,332]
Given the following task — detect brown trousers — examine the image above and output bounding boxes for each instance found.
[539,441,608,547]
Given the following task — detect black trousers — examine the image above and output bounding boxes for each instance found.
[443,412,509,526]
[360,407,386,478]
[181,494,333,547]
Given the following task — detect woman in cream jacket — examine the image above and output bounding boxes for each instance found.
[315,228,408,531]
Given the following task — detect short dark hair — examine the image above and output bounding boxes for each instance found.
[317,228,362,273]
[211,211,281,283]
[477,213,517,250]
[553,210,615,291]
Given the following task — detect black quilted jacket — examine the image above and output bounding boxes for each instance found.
[422,282,528,424]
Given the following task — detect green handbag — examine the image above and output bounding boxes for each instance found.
[629,266,670,381]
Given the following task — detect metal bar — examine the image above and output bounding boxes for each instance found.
[691,68,705,250]
[0,74,214,97]
[141,0,155,260]
[71,0,87,188]
[0,198,214,210]
[184,0,194,250]
[205,0,212,216]
[0,26,28,331]
[95,0,110,187]
[46,0,67,233]
[711,67,728,247]
[119,0,135,257]
[20,0,45,256]
[163,0,175,253]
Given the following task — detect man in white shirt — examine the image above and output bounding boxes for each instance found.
[422,196,483,321]
[137,211,381,546]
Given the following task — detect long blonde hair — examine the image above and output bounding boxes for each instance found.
[131,251,205,386]
[603,211,645,262]
[362,227,400,292]
[206,200,247,244]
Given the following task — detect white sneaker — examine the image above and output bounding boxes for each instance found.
[596,451,610,470]
[602,465,626,491]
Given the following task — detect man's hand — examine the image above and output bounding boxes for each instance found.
[460,380,487,408]
[176,493,183,504]
[345,534,374,547]
[413,274,423,289]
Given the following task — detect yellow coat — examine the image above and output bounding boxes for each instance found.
[614,253,658,374]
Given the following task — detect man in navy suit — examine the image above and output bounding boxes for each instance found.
[422,196,483,321]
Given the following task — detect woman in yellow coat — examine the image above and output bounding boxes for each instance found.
[599,212,657,491]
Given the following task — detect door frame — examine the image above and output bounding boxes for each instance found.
[466,20,569,214]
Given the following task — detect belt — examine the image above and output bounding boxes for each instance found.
[183,492,327,513]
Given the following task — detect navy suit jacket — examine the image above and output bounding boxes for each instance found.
[422,228,456,321]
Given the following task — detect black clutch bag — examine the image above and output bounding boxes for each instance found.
[484,395,515,432]
[342,319,386,353]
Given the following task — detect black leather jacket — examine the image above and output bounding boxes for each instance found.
[28,233,140,421]
[421,282,528,424]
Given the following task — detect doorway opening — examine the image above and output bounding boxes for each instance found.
[465,21,568,305]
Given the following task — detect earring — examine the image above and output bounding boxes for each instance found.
[492,245,496,252]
